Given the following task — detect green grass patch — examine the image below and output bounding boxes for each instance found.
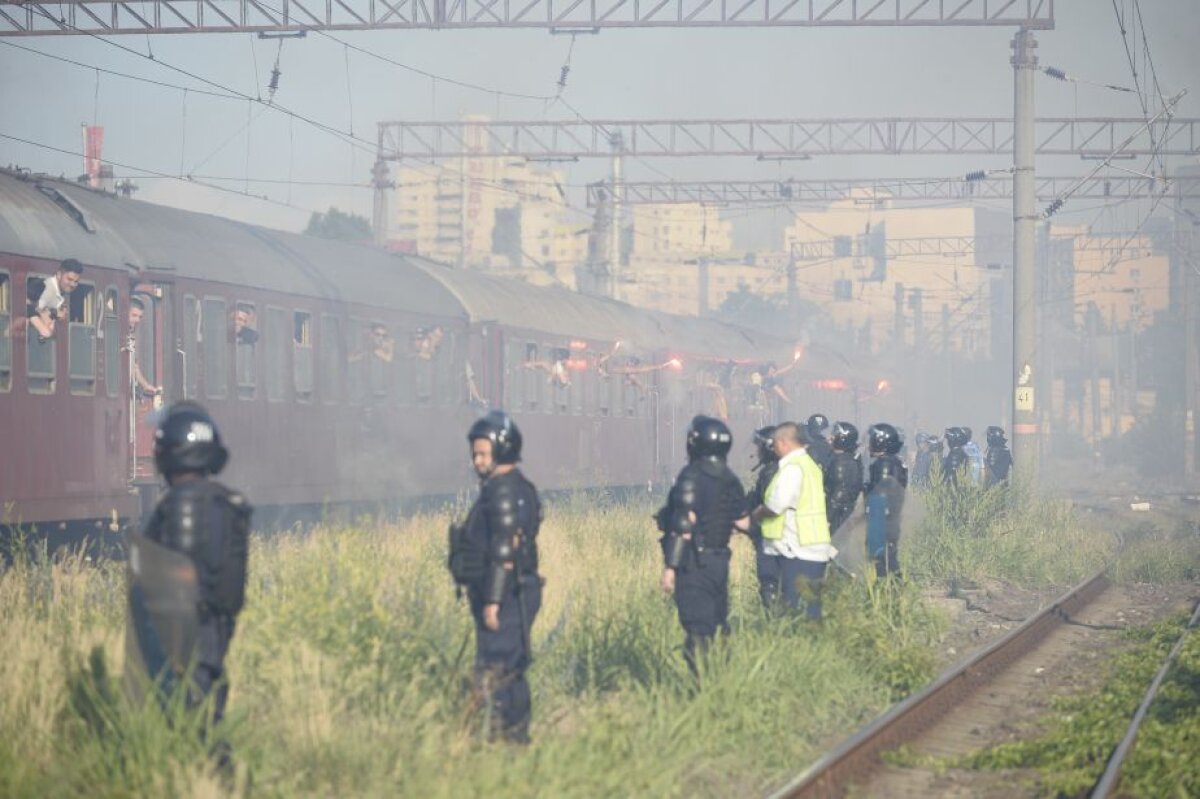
[959,613,1200,797]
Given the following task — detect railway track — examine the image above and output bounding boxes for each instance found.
[768,570,1115,799]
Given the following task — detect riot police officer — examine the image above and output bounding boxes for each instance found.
[448,411,542,743]
[824,421,864,535]
[942,426,971,487]
[984,426,1013,488]
[749,425,780,609]
[864,423,908,577]
[657,416,749,673]
[804,413,833,471]
[125,402,250,755]
[912,432,937,488]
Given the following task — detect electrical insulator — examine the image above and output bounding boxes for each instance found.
[557,65,570,90]
[268,66,282,100]
[1044,198,1064,217]
[965,170,987,182]
[1044,66,1067,81]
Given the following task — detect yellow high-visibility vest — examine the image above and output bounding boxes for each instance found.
[761,452,830,546]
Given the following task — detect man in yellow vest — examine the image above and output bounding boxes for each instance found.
[751,422,835,620]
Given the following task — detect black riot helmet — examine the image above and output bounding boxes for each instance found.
[830,421,859,451]
[154,401,229,478]
[945,426,970,449]
[867,423,903,456]
[687,415,732,461]
[806,413,830,439]
[986,426,1008,447]
[468,410,523,464]
[753,425,778,465]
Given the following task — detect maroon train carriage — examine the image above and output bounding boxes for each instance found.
[0,167,872,550]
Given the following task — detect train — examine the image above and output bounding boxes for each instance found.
[0,167,903,549]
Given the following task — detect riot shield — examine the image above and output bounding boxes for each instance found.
[123,533,200,704]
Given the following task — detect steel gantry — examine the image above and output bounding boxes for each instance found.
[377,117,1199,160]
[0,0,1056,36]
[582,174,1197,207]
[789,232,1163,262]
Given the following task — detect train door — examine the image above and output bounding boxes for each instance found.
[128,280,170,483]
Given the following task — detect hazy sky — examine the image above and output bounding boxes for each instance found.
[2,0,1197,241]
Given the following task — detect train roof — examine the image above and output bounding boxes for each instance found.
[0,169,463,318]
[0,169,788,361]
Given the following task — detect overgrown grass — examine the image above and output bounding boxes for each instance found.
[1,481,1187,797]
[1,501,945,798]
[905,475,1117,588]
[960,613,1200,797]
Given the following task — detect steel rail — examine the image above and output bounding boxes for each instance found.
[767,569,1112,799]
[1090,598,1200,798]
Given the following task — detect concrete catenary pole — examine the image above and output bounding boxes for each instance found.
[609,132,624,301]
[1011,28,1039,475]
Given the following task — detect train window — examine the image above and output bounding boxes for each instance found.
[522,343,541,412]
[181,296,199,399]
[347,318,367,405]
[319,313,343,403]
[202,297,228,399]
[264,306,287,402]
[234,301,257,400]
[595,366,610,417]
[68,282,97,395]
[436,330,458,406]
[367,322,393,401]
[25,275,55,394]
[501,340,519,409]
[0,271,10,392]
[101,289,119,398]
[294,311,313,400]
[394,331,414,407]
[623,374,638,418]
[572,362,586,416]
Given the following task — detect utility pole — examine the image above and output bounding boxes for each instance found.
[1011,27,1038,475]
[608,132,623,301]
[370,157,391,248]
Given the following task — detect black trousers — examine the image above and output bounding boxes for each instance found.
[674,549,731,670]
[469,576,542,742]
[192,614,236,725]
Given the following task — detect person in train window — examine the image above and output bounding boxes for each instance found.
[126,295,161,397]
[232,304,258,346]
[413,325,444,360]
[465,360,488,408]
[522,346,572,388]
[28,258,83,339]
[448,411,543,743]
[751,422,833,620]
[656,416,750,675]
[125,402,250,774]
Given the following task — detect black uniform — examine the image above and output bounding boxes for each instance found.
[124,401,248,775]
[985,445,1013,487]
[864,454,907,577]
[455,469,542,743]
[806,435,833,472]
[942,447,969,487]
[141,478,250,725]
[658,457,747,672]
[824,451,864,535]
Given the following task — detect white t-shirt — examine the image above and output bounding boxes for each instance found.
[36,276,65,314]
[762,447,838,563]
